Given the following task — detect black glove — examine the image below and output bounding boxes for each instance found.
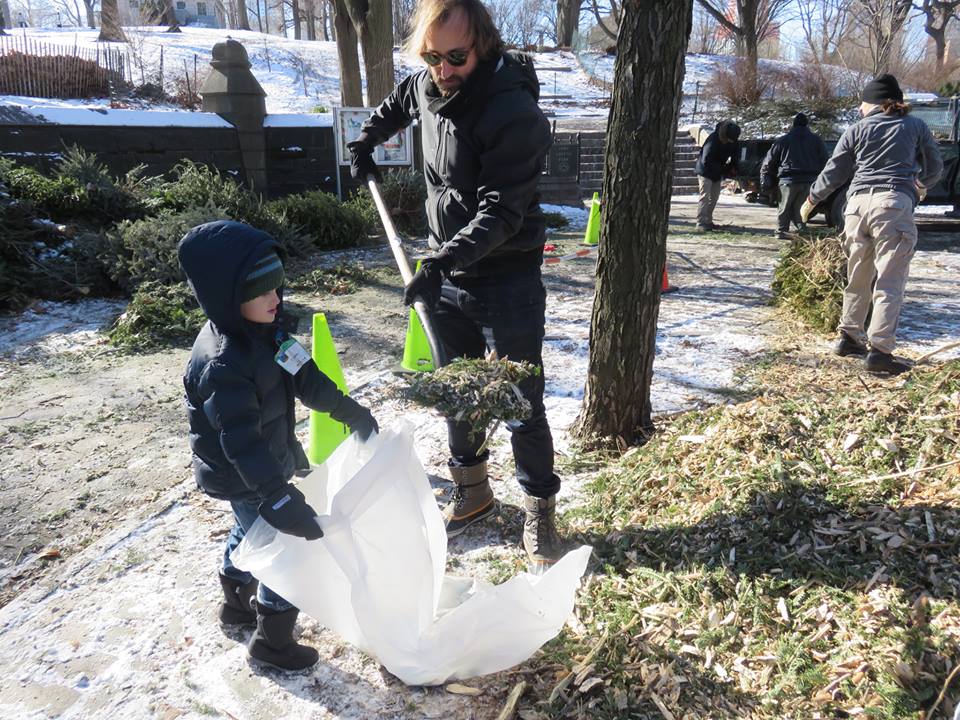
[347,140,381,182]
[333,395,379,441]
[259,484,324,540]
[402,256,450,309]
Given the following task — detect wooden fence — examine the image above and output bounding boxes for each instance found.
[0,35,126,99]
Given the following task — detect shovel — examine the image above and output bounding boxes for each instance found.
[365,176,448,369]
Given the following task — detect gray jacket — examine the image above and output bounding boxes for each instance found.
[810,108,943,206]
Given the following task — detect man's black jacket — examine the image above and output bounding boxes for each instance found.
[355,52,552,278]
[178,221,352,503]
[695,120,740,182]
[760,124,829,187]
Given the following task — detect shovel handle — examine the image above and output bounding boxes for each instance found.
[366,176,448,368]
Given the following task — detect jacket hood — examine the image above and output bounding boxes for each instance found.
[177,220,281,337]
[488,51,541,102]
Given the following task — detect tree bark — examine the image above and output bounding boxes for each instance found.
[914,0,960,72]
[159,0,182,31]
[345,0,395,106]
[556,0,580,46]
[81,0,96,27]
[0,0,11,29]
[334,0,363,106]
[573,0,693,445]
[292,0,302,37]
[98,0,127,41]
[234,0,251,30]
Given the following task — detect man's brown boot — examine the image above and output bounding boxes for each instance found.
[522,494,562,569]
[443,460,495,538]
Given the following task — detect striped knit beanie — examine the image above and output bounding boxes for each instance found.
[240,250,285,303]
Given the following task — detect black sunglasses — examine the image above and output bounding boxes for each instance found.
[420,47,472,67]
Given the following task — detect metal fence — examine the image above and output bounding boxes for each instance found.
[0,34,126,98]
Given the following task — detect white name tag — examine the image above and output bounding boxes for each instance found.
[275,338,311,375]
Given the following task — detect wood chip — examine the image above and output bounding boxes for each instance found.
[777,597,790,622]
[843,432,861,452]
[39,547,61,560]
[496,681,526,720]
[876,437,898,453]
[649,691,676,720]
[445,683,482,696]
[578,677,604,694]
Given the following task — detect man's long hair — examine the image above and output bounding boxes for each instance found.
[881,100,911,117]
[403,0,505,62]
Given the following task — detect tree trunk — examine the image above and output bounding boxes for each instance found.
[98,0,127,41]
[234,0,250,30]
[320,0,330,40]
[334,0,363,106]
[159,0,181,31]
[345,0,395,106]
[81,0,96,28]
[573,0,693,445]
[741,0,759,68]
[556,0,580,46]
[0,0,11,29]
[292,0,302,37]
[930,23,946,71]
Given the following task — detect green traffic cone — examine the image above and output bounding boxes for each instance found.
[582,192,600,246]
[399,306,435,372]
[308,313,350,465]
[396,259,435,373]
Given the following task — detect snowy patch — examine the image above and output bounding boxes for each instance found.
[0,299,124,358]
[541,202,590,230]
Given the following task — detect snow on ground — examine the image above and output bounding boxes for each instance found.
[541,202,589,230]
[0,299,123,364]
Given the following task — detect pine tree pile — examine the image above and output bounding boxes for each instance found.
[772,233,846,332]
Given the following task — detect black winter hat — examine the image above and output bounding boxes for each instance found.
[240,250,285,303]
[793,112,808,127]
[861,74,903,104]
[725,121,741,141]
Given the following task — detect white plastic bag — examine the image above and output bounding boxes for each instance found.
[231,423,591,686]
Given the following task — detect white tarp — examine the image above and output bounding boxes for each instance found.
[231,423,591,686]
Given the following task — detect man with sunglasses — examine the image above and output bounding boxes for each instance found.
[347,0,560,569]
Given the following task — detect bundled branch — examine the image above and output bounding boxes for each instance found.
[402,357,539,440]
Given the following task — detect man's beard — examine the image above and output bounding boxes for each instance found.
[435,75,463,97]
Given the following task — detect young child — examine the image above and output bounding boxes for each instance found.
[177,220,378,671]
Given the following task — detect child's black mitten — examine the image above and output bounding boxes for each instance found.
[259,484,324,540]
[332,396,379,441]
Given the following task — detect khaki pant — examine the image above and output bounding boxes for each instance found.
[839,190,917,354]
[697,176,722,228]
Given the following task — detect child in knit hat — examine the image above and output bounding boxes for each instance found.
[177,220,378,671]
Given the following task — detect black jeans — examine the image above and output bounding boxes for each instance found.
[433,270,560,498]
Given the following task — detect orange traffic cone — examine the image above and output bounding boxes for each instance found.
[662,264,677,294]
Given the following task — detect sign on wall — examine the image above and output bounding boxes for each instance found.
[334,107,414,167]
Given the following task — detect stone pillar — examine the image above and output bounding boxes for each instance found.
[200,39,267,195]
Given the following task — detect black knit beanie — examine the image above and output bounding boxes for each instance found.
[861,74,903,104]
[793,112,808,127]
[240,250,284,303]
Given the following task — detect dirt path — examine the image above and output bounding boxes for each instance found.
[0,194,957,719]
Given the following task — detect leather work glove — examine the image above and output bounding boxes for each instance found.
[402,256,451,309]
[347,140,381,182]
[333,395,379,441]
[916,182,928,201]
[259,484,324,540]
[800,197,817,224]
